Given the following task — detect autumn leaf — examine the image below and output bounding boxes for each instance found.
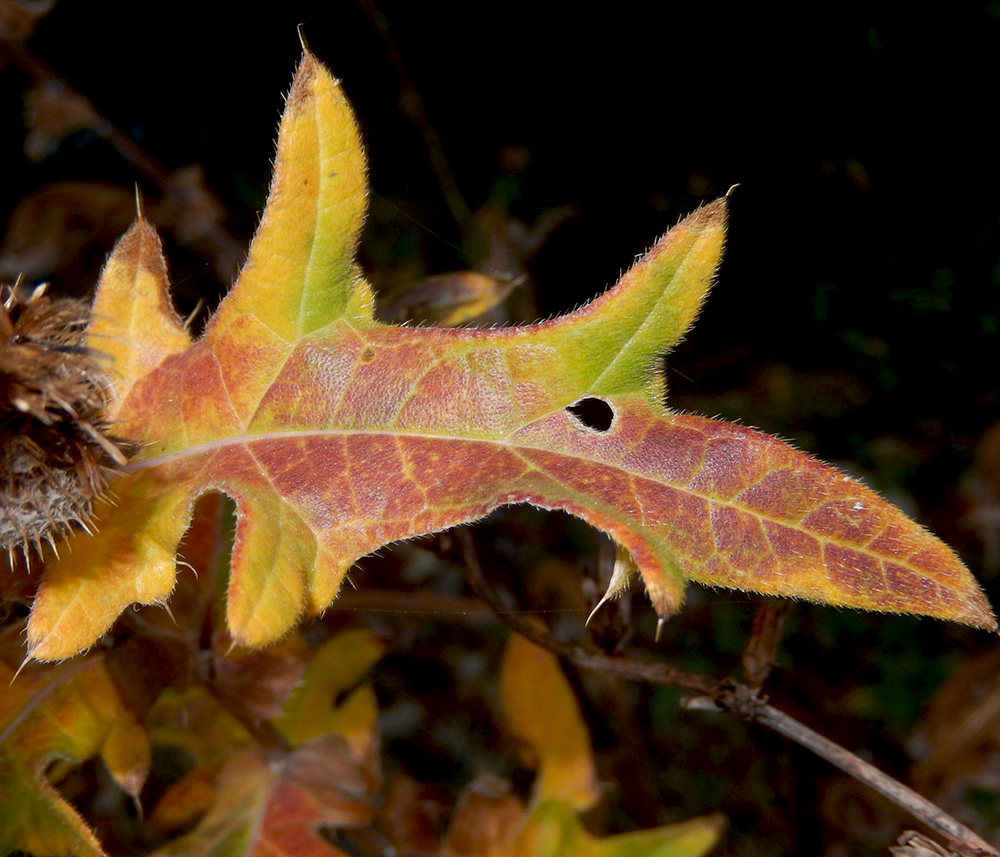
[23,48,995,661]
[212,631,312,723]
[0,651,150,857]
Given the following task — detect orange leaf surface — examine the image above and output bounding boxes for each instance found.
[24,49,995,660]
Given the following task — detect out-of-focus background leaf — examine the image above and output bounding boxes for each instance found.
[1,4,998,855]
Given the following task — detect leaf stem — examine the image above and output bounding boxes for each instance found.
[741,599,793,689]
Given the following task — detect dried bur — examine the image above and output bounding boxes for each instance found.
[0,283,132,564]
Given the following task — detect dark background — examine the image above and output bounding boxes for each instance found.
[2,3,999,854]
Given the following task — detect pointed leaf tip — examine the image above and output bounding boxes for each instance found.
[633,414,997,630]
[537,196,728,401]
[90,217,190,420]
[208,47,369,344]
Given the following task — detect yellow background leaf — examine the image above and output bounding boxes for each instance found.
[516,800,724,857]
[274,628,385,761]
[500,631,600,810]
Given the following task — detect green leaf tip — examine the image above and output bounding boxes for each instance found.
[534,195,728,402]
[208,49,370,345]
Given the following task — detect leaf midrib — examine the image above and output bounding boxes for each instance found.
[125,427,897,563]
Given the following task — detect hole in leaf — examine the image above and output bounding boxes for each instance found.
[566,397,615,432]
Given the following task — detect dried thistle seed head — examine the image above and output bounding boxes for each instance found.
[0,283,134,564]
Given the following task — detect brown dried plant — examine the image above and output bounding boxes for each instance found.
[0,284,132,563]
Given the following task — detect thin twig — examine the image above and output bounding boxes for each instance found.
[683,694,997,857]
[754,705,997,857]
[329,587,499,623]
[751,703,996,857]
[741,599,793,689]
[0,36,247,284]
[456,528,999,857]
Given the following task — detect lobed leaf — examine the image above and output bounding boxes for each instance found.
[146,628,383,856]
[24,49,995,660]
